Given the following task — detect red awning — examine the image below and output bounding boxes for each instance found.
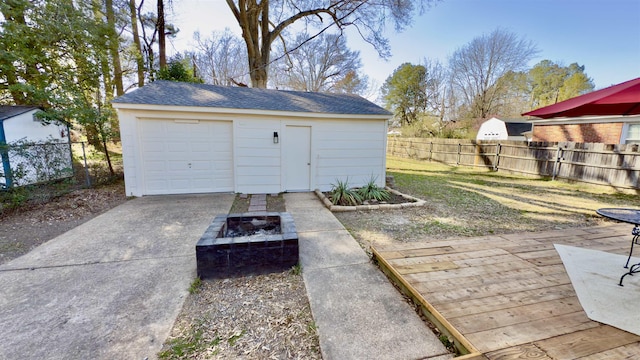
[522,77,640,119]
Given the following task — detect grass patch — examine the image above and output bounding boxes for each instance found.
[266,193,287,212]
[158,325,221,359]
[229,193,287,213]
[227,330,245,346]
[188,277,202,294]
[229,195,250,213]
[423,219,480,237]
[290,263,303,275]
[335,156,640,248]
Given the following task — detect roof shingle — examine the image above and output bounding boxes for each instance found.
[0,106,39,121]
[112,80,391,116]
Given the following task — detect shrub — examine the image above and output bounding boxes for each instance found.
[329,178,362,206]
[357,176,390,202]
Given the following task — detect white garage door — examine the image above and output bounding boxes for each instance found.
[138,119,233,195]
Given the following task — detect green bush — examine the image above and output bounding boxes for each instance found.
[329,178,362,206]
[357,176,390,202]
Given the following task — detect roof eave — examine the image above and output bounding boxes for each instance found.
[527,114,640,124]
[111,102,392,120]
[0,106,41,121]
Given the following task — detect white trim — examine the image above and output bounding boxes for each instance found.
[621,123,640,144]
[527,114,640,125]
[112,103,392,120]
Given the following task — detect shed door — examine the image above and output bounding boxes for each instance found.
[284,126,311,191]
[139,119,233,195]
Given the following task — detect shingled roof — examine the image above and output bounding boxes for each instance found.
[0,106,40,121]
[112,80,391,116]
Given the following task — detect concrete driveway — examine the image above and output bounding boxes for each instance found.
[0,194,234,360]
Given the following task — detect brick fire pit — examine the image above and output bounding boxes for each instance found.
[196,212,299,278]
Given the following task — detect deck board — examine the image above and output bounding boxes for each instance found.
[373,224,640,359]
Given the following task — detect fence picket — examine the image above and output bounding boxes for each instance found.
[387,137,640,189]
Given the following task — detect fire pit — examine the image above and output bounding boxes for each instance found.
[196,212,299,278]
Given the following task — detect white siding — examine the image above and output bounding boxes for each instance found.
[314,120,386,191]
[3,110,68,143]
[118,109,140,196]
[115,106,389,196]
[1,110,71,187]
[234,119,281,194]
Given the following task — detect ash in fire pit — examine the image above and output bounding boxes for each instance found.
[224,217,281,237]
[196,212,298,278]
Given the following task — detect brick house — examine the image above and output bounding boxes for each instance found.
[524,78,640,144]
[530,116,639,144]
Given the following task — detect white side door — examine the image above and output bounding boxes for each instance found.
[284,125,311,191]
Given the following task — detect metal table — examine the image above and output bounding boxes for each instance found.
[596,208,640,286]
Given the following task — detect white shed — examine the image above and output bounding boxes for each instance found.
[476,117,532,141]
[0,106,72,188]
[112,81,392,196]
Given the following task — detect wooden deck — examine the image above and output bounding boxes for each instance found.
[372,224,640,359]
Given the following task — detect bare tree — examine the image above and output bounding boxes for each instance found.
[138,9,158,80]
[272,32,368,94]
[449,28,538,119]
[421,57,447,120]
[224,0,432,88]
[157,0,166,69]
[190,29,249,86]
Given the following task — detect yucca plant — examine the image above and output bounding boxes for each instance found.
[330,178,362,206]
[357,176,391,202]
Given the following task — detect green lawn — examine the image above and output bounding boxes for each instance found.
[334,156,639,249]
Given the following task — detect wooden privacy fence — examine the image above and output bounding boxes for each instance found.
[387,137,640,190]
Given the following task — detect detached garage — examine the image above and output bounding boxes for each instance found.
[112,81,391,196]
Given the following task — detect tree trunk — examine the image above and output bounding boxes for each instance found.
[157,0,166,69]
[249,60,268,88]
[129,0,145,86]
[230,0,271,88]
[93,1,113,100]
[101,132,115,176]
[106,0,124,96]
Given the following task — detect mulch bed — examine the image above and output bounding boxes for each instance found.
[159,193,320,359]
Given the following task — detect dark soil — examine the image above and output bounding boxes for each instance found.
[229,193,287,213]
[0,180,127,265]
[323,191,414,205]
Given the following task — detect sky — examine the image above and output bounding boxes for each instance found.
[164,0,640,93]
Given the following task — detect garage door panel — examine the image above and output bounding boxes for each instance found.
[141,141,165,151]
[143,161,166,171]
[191,142,212,153]
[139,119,233,194]
[190,151,215,161]
[167,142,189,152]
[190,161,213,170]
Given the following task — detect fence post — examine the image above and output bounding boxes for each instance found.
[81,142,92,187]
[457,143,461,165]
[494,143,501,171]
[552,145,562,180]
[429,141,433,162]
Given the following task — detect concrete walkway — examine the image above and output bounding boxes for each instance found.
[0,194,235,360]
[284,192,452,360]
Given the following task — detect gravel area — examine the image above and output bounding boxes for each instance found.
[159,193,320,359]
[159,271,320,359]
[0,180,127,265]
